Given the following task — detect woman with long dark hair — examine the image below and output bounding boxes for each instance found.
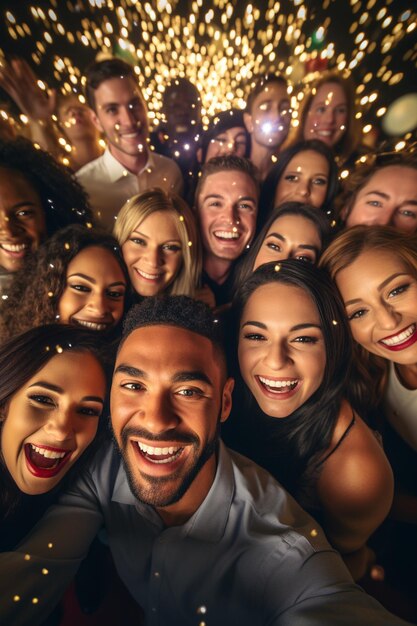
[259,139,339,226]
[233,202,331,290]
[224,260,393,579]
[0,324,108,549]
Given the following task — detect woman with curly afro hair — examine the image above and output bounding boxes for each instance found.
[0,137,93,291]
[0,224,130,343]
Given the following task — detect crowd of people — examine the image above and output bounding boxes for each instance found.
[0,54,416,625]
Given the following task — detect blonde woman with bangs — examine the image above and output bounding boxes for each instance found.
[114,188,201,299]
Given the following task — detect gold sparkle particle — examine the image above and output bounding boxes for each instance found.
[56,345,63,354]
[48,543,53,549]
[13,595,20,602]
[310,528,318,537]
[64,243,70,250]
[42,568,49,575]
[332,320,338,326]
[32,597,39,604]
[274,264,281,272]
[179,215,184,221]
[24,554,31,561]
[47,291,54,297]
[188,241,192,247]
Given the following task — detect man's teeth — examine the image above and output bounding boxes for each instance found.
[214,231,240,239]
[121,132,139,138]
[259,376,298,391]
[316,130,332,137]
[30,444,66,459]
[380,324,416,346]
[75,320,107,331]
[137,442,183,464]
[1,243,27,252]
[137,268,162,280]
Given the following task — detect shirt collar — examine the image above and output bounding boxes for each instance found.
[103,146,154,182]
[111,441,235,541]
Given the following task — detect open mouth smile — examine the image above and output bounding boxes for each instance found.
[0,242,28,257]
[135,268,163,282]
[24,443,72,478]
[136,441,184,464]
[379,323,417,351]
[131,439,189,475]
[72,318,110,331]
[213,230,241,241]
[256,375,300,397]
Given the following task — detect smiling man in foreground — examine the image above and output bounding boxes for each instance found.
[0,296,410,625]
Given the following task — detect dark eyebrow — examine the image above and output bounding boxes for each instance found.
[265,232,318,253]
[29,381,63,393]
[265,232,285,243]
[242,320,267,330]
[67,273,126,288]
[344,272,412,306]
[67,272,96,283]
[202,193,257,204]
[114,364,147,378]
[28,381,103,404]
[242,321,321,331]
[285,169,328,178]
[172,371,213,386]
[364,191,390,200]
[11,201,37,210]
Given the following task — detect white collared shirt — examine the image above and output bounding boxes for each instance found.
[77,147,184,231]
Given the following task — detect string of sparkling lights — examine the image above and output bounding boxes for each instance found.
[0,0,416,143]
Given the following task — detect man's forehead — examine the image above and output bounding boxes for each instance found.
[117,325,214,359]
[200,170,257,198]
[95,76,142,99]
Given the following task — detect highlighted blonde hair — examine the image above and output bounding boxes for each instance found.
[114,188,202,297]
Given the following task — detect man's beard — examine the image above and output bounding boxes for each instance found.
[115,422,221,508]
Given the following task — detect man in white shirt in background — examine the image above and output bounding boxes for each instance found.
[77,58,183,230]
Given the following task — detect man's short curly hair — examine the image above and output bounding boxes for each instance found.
[120,296,227,374]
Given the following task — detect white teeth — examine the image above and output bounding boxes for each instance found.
[214,231,240,239]
[138,442,180,455]
[259,376,298,389]
[136,268,162,280]
[380,324,415,346]
[121,132,139,138]
[137,442,182,464]
[317,130,332,137]
[31,444,66,459]
[1,243,27,252]
[75,320,107,331]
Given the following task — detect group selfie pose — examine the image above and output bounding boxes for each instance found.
[0,11,416,625]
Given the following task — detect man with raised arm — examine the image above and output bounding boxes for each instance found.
[0,296,410,626]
